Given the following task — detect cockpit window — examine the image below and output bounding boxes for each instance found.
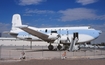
[88,26,94,29]
[88,26,91,29]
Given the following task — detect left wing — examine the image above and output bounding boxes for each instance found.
[17,25,54,43]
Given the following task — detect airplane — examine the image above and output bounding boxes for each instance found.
[10,14,102,51]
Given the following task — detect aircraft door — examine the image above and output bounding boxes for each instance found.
[73,32,78,40]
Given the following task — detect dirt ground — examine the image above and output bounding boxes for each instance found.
[0,59,105,65]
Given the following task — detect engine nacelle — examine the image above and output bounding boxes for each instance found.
[48,33,59,40]
[60,36,72,43]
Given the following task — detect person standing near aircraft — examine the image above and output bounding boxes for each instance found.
[20,51,26,60]
[62,51,67,59]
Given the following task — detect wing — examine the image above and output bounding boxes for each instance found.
[17,25,54,43]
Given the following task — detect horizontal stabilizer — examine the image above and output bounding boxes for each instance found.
[15,25,28,28]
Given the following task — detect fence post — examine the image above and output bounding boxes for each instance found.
[23,45,24,51]
[42,46,43,58]
[84,50,86,56]
[60,51,62,58]
[101,49,102,55]
[0,45,2,59]
[9,50,11,59]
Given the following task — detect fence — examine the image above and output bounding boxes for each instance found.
[0,45,105,60]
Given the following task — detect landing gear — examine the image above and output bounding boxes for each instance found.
[57,44,62,50]
[63,44,69,50]
[78,45,81,50]
[48,44,54,50]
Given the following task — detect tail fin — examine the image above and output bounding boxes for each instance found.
[11,14,22,33]
[12,14,22,27]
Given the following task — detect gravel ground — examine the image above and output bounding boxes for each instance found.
[0,59,105,65]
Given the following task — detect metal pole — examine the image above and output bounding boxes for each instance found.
[94,41,96,56]
[0,45,2,59]
[23,45,24,51]
[30,41,32,49]
[101,49,102,55]
[60,51,61,59]
[85,51,86,56]
[9,50,11,59]
[42,46,43,58]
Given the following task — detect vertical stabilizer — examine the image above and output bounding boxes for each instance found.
[12,14,22,27]
[11,14,22,33]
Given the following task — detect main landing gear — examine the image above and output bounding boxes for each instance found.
[57,44,62,50]
[48,44,62,51]
[48,44,54,50]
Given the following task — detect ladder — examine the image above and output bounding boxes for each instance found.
[69,37,78,51]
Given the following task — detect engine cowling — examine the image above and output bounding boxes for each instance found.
[48,33,59,40]
[60,36,70,43]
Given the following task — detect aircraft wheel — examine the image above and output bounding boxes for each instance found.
[78,46,81,50]
[63,45,69,50]
[48,45,54,50]
[57,45,62,50]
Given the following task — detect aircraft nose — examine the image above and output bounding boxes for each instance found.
[98,30,102,34]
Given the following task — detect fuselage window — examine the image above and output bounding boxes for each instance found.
[66,29,68,30]
[51,31,57,33]
[59,29,61,30]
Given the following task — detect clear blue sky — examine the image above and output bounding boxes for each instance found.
[0,0,105,43]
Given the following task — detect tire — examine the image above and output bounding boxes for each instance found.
[48,45,54,50]
[57,45,62,50]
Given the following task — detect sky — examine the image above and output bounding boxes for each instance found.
[0,0,105,43]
